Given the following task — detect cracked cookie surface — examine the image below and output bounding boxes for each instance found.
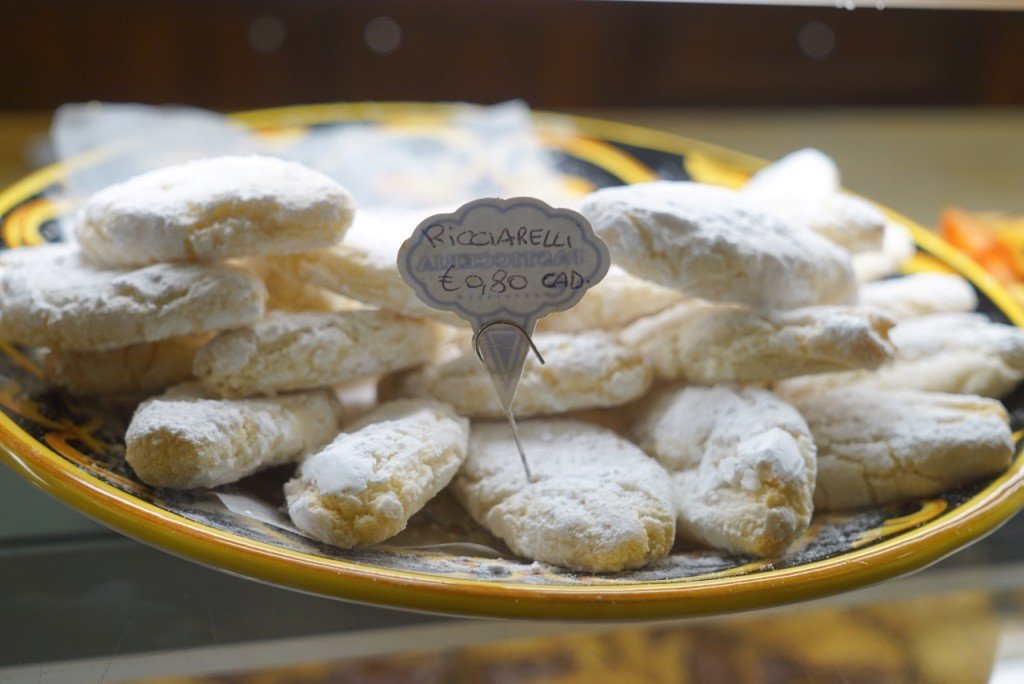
[285,399,469,548]
[777,312,1024,399]
[195,310,447,397]
[0,244,266,351]
[790,388,1012,511]
[251,207,463,326]
[453,418,676,572]
[399,331,652,418]
[620,300,894,384]
[126,383,342,489]
[76,155,355,267]
[633,385,816,557]
[579,181,856,309]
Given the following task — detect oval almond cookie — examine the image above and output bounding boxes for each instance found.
[0,244,266,351]
[620,300,894,385]
[790,388,1013,511]
[284,399,470,549]
[579,181,856,310]
[125,383,342,489]
[742,148,885,254]
[632,385,816,558]
[858,273,977,321]
[452,419,676,572]
[251,207,463,326]
[43,334,209,395]
[398,332,652,418]
[76,155,355,267]
[776,312,1024,400]
[537,266,685,333]
[742,148,840,199]
[194,310,447,397]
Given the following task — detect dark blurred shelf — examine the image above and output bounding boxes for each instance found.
[2,1,1024,110]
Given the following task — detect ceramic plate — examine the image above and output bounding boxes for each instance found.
[1,103,1022,620]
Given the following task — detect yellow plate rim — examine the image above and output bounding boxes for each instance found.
[1,101,1022,620]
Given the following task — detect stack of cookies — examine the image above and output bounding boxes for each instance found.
[2,150,1018,574]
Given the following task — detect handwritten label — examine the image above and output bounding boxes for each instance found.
[397,197,610,329]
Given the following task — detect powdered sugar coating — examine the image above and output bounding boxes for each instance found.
[538,266,685,332]
[285,399,469,548]
[891,312,1024,362]
[632,385,815,557]
[620,300,894,384]
[579,181,856,309]
[859,273,978,321]
[853,222,916,282]
[76,155,355,267]
[755,194,886,254]
[240,257,360,313]
[743,148,840,199]
[0,244,266,351]
[126,383,342,489]
[254,207,463,326]
[399,332,653,418]
[453,419,675,572]
[791,388,1012,511]
[776,312,1024,399]
[743,149,884,254]
[194,310,446,397]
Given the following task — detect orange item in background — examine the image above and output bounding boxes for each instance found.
[941,208,1024,286]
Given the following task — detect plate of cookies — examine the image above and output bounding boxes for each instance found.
[1,102,1022,620]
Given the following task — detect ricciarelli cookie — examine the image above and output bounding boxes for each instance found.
[194,310,447,397]
[790,388,1012,510]
[619,300,894,384]
[252,207,463,325]
[43,335,208,395]
[398,332,653,418]
[0,244,266,351]
[452,419,675,572]
[743,148,840,199]
[858,273,977,321]
[76,155,355,267]
[776,312,1024,400]
[240,257,360,313]
[538,266,685,333]
[632,385,816,557]
[285,399,469,548]
[125,383,342,489]
[853,222,916,282]
[742,148,885,254]
[579,181,856,309]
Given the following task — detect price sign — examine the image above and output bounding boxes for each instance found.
[398,197,611,477]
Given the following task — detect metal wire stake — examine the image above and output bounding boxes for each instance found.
[472,320,544,481]
[504,406,535,482]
